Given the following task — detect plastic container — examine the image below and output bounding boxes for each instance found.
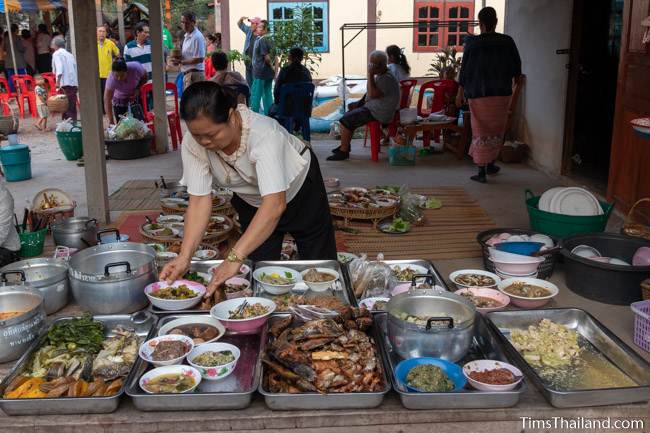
[525,189,613,237]
[0,144,31,182]
[631,300,650,353]
[561,233,650,305]
[389,145,416,166]
[105,137,151,160]
[18,228,47,258]
[56,127,83,161]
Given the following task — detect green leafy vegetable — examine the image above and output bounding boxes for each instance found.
[284,271,293,279]
[384,218,411,233]
[47,314,105,353]
[423,197,443,209]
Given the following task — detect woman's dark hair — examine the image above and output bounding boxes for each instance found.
[386,45,410,75]
[478,7,498,32]
[180,81,237,124]
[211,51,228,71]
[182,11,197,23]
[38,24,47,33]
[288,47,304,63]
[134,21,148,36]
[21,29,30,39]
[207,33,218,43]
[112,57,128,72]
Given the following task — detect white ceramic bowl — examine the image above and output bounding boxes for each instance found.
[571,244,601,258]
[300,268,339,292]
[210,297,276,334]
[454,287,510,313]
[495,268,538,280]
[145,280,206,311]
[488,247,541,263]
[139,334,194,367]
[193,249,218,261]
[488,253,544,275]
[157,315,225,345]
[498,277,559,308]
[224,277,252,299]
[157,215,184,224]
[253,266,301,295]
[529,234,554,248]
[449,269,501,290]
[463,360,523,392]
[187,342,241,381]
[388,264,430,282]
[139,365,201,394]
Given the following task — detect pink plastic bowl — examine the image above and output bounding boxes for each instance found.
[210,297,276,334]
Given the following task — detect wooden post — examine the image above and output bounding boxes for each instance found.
[148,0,169,154]
[71,0,110,224]
[214,1,221,33]
[116,0,126,45]
[96,0,103,27]
[220,0,230,51]
[67,0,77,57]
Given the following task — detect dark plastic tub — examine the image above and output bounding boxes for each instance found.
[561,233,650,305]
[105,137,151,160]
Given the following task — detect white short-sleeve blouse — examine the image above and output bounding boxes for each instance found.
[180,105,311,207]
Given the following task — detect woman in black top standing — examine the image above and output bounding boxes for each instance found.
[456,7,521,183]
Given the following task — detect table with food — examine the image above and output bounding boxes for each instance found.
[0,184,649,432]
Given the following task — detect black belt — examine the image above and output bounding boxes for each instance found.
[299,141,311,156]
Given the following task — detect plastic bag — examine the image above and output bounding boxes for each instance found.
[55,118,77,132]
[108,113,151,140]
[352,253,392,299]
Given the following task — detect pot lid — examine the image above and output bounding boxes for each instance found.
[69,242,156,282]
[1,258,68,287]
[51,217,97,234]
[386,290,476,329]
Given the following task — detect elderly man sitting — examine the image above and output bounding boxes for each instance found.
[328,50,400,161]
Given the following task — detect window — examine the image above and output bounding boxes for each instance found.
[268,1,329,52]
[413,1,474,52]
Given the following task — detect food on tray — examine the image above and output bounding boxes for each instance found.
[391,266,419,282]
[381,217,410,233]
[183,271,208,285]
[192,350,235,367]
[263,309,383,393]
[150,340,190,361]
[406,364,454,392]
[503,282,551,298]
[468,368,517,385]
[511,319,581,368]
[303,268,336,283]
[146,223,164,231]
[224,281,249,294]
[0,311,24,320]
[371,300,387,311]
[328,188,399,209]
[3,315,138,399]
[459,292,502,309]
[260,271,295,285]
[228,302,270,319]
[141,373,196,394]
[150,284,197,300]
[169,324,221,345]
[454,273,496,287]
[206,218,229,233]
[271,293,346,312]
[337,253,356,264]
[156,227,174,237]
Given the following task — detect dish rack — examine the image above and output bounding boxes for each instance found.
[631,300,650,353]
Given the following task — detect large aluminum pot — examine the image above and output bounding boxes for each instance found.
[1,258,70,314]
[68,242,157,314]
[51,217,98,250]
[385,290,476,362]
[0,284,45,362]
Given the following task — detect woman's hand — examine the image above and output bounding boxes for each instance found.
[159,255,191,284]
[205,260,241,299]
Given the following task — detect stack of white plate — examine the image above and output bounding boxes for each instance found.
[537,187,603,216]
[489,248,544,279]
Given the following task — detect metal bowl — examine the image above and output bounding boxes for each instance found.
[0,285,45,362]
[1,258,70,314]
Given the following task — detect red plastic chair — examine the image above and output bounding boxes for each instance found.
[363,79,418,161]
[140,82,183,150]
[416,79,459,147]
[11,74,37,118]
[40,72,57,97]
[0,77,18,116]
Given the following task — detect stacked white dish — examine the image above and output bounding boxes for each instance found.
[488,247,544,278]
[537,187,603,216]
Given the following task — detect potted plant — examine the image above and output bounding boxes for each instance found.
[269,3,322,74]
[428,47,462,78]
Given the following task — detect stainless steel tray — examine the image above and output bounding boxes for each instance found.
[147,259,253,316]
[486,308,650,408]
[125,314,263,411]
[377,312,525,409]
[0,311,157,415]
[253,260,353,313]
[258,314,391,410]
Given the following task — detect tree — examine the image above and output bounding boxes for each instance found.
[269,3,322,74]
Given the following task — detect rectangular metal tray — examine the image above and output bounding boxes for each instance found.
[125,314,263,411]
[377,312,525,409]
[147,259,253,316]
[348,259,449,311]
[258,314,391,410]
[0,311,157,416]
[253,260,353,313]
[486,308,650,408]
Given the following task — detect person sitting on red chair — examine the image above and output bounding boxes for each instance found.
[328,50,399,161]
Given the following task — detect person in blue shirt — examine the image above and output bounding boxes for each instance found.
[237,16,261,87]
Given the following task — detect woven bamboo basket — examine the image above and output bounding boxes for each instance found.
[329,204,399,228]
[140,216,236,248]
[47,95,69,113]
[160,202,188,215]
[621,198,650,240]
[642,279,650,301]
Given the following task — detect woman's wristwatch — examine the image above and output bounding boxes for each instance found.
[226,248,245,264]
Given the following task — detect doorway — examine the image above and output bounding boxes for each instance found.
[562,0,624,192]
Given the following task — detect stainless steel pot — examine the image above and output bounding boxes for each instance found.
[51,217,98,250]
[385,290,476,362]
[0,284,45,363]
[68,242,157,314]
[1,258,70,314]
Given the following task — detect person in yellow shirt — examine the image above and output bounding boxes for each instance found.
[97,26,119,113]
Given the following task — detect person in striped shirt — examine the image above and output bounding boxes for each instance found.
[124,22,152,81]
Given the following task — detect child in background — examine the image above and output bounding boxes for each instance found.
[34,77,49,131]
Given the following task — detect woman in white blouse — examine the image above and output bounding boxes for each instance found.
[0,169,21,268]
[160,82,336,298]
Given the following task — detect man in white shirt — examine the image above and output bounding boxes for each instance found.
[35,24,52,73]
[51,36,78,122]
[178,11,206,90]
[0,169,20,268]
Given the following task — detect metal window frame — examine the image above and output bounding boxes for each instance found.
[267,0,331,53]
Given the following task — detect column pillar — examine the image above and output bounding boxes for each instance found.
[149,0,169,154]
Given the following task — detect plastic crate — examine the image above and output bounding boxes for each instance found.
[631,300,650,353]
[388,145,416,166]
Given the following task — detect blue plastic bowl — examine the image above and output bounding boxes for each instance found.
[394,357,466,392]
[494,241,544,256]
